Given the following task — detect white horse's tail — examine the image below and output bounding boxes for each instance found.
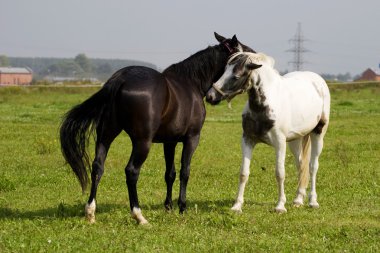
[299,134,311,190]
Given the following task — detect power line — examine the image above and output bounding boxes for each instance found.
[287,22,309,71]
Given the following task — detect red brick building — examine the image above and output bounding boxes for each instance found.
[0,67,33,85]
[355,68,380,82]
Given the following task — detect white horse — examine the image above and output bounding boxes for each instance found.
[206,52,330,213]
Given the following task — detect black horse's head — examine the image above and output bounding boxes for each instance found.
[163,32,255,96]
[202,32,255,95]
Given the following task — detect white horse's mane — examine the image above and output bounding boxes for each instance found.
[228,52,276,69]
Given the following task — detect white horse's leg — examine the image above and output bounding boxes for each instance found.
[231,138,255,212]
[289,136,311,207]
[275,139,287,213]
[288,139,305,207]
[309,133,324,208]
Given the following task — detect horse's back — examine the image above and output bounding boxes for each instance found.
[110,66,163,90]
[279,71,330,139]
[109,66,168,138]
[283,71,329,107]
[288,71,331,123]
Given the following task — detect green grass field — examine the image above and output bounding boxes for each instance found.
[0,83,379,252]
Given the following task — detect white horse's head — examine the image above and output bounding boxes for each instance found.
[206,52,274,104]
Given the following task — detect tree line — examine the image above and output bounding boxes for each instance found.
[0,54,156,81]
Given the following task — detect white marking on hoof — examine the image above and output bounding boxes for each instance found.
[293,198,304,208]
[85,200,96,224]
[231,203,243,213]
[131,207,149,225]
[309,201,320,209]
[293,191,305,207]
[309,194,319,208]
[275,204,287,213]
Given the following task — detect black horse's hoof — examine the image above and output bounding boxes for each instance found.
[164,199,173,211]
[178,203,187,214]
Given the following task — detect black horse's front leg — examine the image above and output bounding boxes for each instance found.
[178,135,200,213]
[164,142,177,210]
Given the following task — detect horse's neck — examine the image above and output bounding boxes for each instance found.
[249,67,281,107]
[163,48,225,96]
[254,67,281,92]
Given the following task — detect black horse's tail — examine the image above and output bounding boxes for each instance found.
[60,81,120,192]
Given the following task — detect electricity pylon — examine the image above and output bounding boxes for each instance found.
[287,22,309,71]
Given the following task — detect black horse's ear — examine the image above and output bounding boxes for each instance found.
[214,32,226,42]
[230,35,239,47]
[247,63,262,70]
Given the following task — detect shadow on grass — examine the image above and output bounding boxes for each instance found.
[143,198,274,213]
[0,202,125,220]
[0,199,274,220]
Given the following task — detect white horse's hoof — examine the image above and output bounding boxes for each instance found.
[309,202,320,209]
[275,206,287,213]
[231,203,242,213]
[293,199,304,208]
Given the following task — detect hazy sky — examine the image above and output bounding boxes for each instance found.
[1,0,379,75]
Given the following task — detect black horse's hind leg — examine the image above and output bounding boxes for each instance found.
[125,139,151,224]
[85,121,121,223]
[178,135,200,213]
[164,142,177,210]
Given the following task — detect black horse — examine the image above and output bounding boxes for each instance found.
[60,32,255,224]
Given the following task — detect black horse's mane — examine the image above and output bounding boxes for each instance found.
[163,45,224,85]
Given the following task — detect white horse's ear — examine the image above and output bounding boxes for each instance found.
[247,63,262,70]
[267,56,275,68]
[214,32,227,42]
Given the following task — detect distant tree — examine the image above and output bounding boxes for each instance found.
[94,63,114,80]
[321,74,336,81]
[353,74,361,81]
[337,72,352,82]
[44,60,84,76]
[321,72,352,82]
[74,53,93,73]
[0,55,10,66]
[96,63,112,74]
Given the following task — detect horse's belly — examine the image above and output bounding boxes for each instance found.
[285,129,311,141]
[285,110,321,140]
[153,122,187,142]
[152,134,185,143]
[285,89,323,137]
[153,117,204,143]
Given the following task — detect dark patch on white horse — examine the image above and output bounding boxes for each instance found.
[242,85,274,143]
[313,119,325,134]
[242,114,272,144]
[247,79,268,114]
